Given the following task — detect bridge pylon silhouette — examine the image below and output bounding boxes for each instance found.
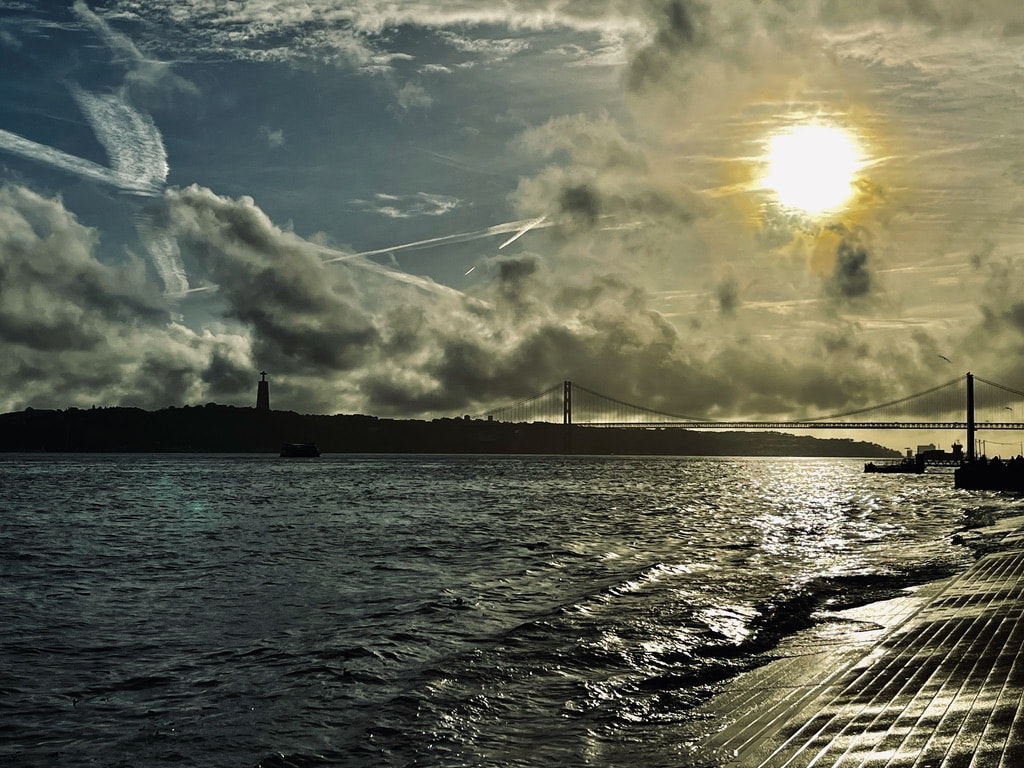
[967,372,976,461]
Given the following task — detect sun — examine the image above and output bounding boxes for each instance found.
[762,123,863,216]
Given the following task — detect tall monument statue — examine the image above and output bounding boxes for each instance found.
[256,371,270,412]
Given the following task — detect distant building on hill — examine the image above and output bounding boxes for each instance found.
[256,371,270,412]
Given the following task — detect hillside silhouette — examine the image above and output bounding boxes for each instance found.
[0,405,899,457]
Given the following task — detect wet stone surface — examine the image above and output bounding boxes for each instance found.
[693,515,1024,768]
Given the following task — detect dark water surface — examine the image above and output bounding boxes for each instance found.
[1,454,1018,767]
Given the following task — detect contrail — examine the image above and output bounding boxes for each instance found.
[73,0,145,64]
[315,243,481,303]
[75,84,187,294]
[352,258,477,301]
[69,2,190,295]
[321,217,554,264]
[167,246,481,304]
[73,84,187,294]
[0,120,187,292]
[498,215,547,249]
[133,214,190,296]
[165,285,215,300]
[71,86,168,191]
[0,127,134,191]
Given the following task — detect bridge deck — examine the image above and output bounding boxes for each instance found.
[691,514,1024,767]
[573,421,1024,430]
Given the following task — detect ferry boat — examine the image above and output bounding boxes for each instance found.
[865,443,962,475]
[864,456,924,474]
[280,442,321,458]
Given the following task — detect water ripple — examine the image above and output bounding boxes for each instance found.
[1,454,1009,767]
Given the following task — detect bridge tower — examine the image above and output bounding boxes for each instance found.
[563,380,573,454]
[966,371,975,461]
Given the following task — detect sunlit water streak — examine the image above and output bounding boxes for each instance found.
[1,454,1018,767]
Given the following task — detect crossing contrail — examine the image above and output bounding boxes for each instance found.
[0,2,190,295]
[320,216,554,264]
[498,215,547,249]
[70,2,190,295]
[0,127,143,192]
[71,86,168,193]
[314,243,483,302]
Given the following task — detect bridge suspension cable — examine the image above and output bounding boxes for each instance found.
[570,382,712,425]
[974,375,1024,425]
[801,376,965,423]
[482,382,564,424]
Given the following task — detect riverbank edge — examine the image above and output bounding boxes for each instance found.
[0,405,899,457]
[684,511,1024,767]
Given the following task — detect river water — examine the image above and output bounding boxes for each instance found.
[1,454,1019,767]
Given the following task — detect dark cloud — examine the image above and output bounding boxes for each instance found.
[164,185,380,373]
[627,0,704,92]
[201,344,263,398]
[0,185,166,353]
[559,183,601,226]
[979,273,1024,334]
[1007,303,1024,331]
[716,274,740,316]
[828,228,873,299]
[356,263,708,416]
[0,185,257,411]
[820,330,869,358]
[0,181,965,422]
[157,184,711,416]
[487,254,543,317]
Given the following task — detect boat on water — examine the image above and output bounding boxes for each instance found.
[864,456,924,474]
[280,442,321,458]
[954,457,1024,491]
[864,443,963,475]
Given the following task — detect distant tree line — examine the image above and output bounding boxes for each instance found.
[0,405,899,457]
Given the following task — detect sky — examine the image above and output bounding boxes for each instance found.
[2,1,1024,445]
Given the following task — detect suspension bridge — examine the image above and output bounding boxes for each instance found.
[484,373,1024,459]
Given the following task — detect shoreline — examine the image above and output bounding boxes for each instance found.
[685,512,1024,767]
[0,405,900,457]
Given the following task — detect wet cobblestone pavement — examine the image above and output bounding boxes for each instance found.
[697,515,1024,767]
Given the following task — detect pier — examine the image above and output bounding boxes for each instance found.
[691,514,1024,767]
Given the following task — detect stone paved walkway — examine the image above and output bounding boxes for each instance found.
[694,515,1024,768]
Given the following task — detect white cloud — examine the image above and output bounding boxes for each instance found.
[394,81,433,112]
[0,28,22,50]
[73,0,198,100]
[348,192,460,219]
[259,125,285,149]
[419,63,453,74]
[438,31,532,58]
[94,0,650,68]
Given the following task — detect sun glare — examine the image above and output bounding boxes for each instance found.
[763,124,863,216]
